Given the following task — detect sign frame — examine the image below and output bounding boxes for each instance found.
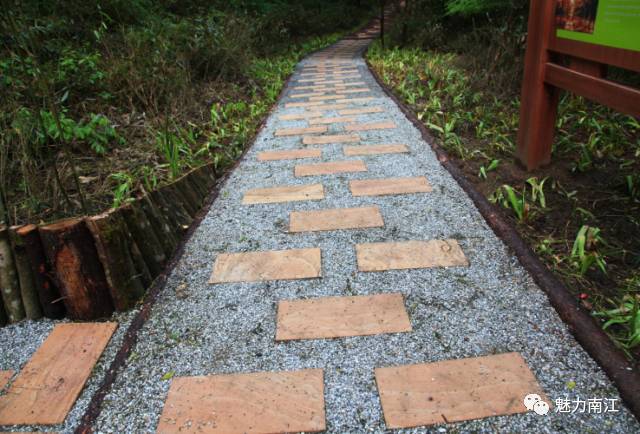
[516,0,640,170]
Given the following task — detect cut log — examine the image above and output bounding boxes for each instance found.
[9,226,42,319]
[139,193,178,259]
[172,178,200,216]
[39,218,114,320]
[0,295,7,326]
[156,185,194,227]
[0,225,25,322]
[124,227,153,288]
[14,224,65,318]
[121,200,166,277]
[184,169,207,199]
[86,210,146,311]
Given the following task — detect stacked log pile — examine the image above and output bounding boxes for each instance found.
[0,164,216,325]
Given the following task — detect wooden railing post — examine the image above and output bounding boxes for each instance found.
[516,0,560,170]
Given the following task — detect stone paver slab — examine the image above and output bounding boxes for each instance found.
[338,107,384,115]
[257,149,321,161]
[275,126,327,136]
[338,88,371,94]
[157,369,325,433]
[307,103,350,112]
[356,240,468,272]
[279,111,323,121]
[295,160,367,177]
[243,184,324,204]
[350,177,432,196]
[309,116,357,125]
[289,206,383,232]
[375,353,548,429]
[209,248,322,283]
[0,371,14,390]
[276,293,411,340]
[302,134,359,145]
[344,121,397,131]
[344,144,409,156]
[285,101,327,108]
[0,322,118,425]
[309,94,348,101]
[336,97,375,104]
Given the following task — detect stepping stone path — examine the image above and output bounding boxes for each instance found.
[3,10,637,434]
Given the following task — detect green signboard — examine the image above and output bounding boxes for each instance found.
[555,0,640,52]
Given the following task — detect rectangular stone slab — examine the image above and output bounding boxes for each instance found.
[285,101,326,108]
[308,103,350,112]
[0,322,118,425]
[157,369,326,433]
[302,134,360,145]
[336,97,375,104]
[344,144,409,156]
[276,293,411,340]
[339,88,371,94]
[339,107,384,115]
[279,111,323,120]
[209,248,321,283]
[275,126,327,136]
[350,177,432,196]
[295,160,367,177]
[289,206,383,232]
[0,371,14,390]
[356,240,468,272]
[309,116,357,125]
[375,353,548,429]
[344,121,397,131]
[242,184,324,204]
[258,149,322,161]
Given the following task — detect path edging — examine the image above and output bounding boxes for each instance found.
[364,54,640,422]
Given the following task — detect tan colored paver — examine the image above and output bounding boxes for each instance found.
[350,177,432,196]
[285,101,326,108]
[302,134,359,145]
[0,371,14,390]
[243,184,324,204]
[336,97,374,104]
[157,369,326,433]
[344,121,396,131]
[295,160,367,177]
[209,248,322,284]
[289,206,383,232]
[276,293,411,340]
[307,103,350,112]
[279,111,323,121]
[275,126,327,137]
[290,91,328,98]
[309,94,348,101]
[0,322,118,425]
[309,116,357,125]
[356,239,468,272]
[258,149,322,161]
[338,88,371,94]
[344,144,409,156]
[339,107,385,115]
[375,353,548,429]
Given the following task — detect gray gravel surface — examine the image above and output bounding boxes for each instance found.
[2,38,639,433]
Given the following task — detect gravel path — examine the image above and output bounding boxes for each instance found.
[2,36,639,433]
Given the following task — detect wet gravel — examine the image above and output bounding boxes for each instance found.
[1,38,638,433]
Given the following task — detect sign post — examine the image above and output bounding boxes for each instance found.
[517,0,640,170]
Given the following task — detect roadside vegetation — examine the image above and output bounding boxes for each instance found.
[367,0,640,360]
[1,0,374,225]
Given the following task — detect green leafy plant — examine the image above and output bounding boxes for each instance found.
[491,184,528,221]
[571,225,606,275]
[478,159,499,179]
[594,294,640,354]
[526,176,548,208]
[109,172,133,208]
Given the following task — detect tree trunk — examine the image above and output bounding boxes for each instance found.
[39,218,114,320]
[139,193,178,259]
[9,226,43,319]
[14,224,65,318]
[86,210,146,311]
[0,225,25,322]
[157,185,195,227]
[124,226,153,288]
[121,200,166,278]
